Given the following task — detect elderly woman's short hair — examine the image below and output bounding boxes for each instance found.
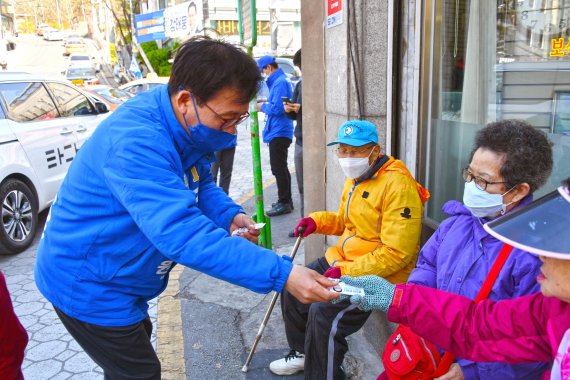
[470,120,553,193]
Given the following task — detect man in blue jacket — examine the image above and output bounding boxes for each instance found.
[257,55,294,216]
[35,37,337,380]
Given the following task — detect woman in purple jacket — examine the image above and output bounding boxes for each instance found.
[341,178,570,380]
[407,120,553,379]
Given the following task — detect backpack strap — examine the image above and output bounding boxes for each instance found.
[433,243,514,377]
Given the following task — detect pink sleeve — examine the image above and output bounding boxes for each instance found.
[387,283,552,364]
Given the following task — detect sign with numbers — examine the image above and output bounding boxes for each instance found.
[327,0,343,29]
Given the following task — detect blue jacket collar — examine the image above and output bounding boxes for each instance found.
[158,86,214,167]
[266,68,286,88]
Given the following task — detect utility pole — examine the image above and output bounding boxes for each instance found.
[55,0,62,28]
[0,0,4,40]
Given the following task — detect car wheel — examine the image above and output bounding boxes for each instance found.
[0,179,38,255]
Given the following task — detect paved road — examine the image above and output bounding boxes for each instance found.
[1,34,297,379]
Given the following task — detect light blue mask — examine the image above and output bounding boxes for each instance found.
[463,181,515,218]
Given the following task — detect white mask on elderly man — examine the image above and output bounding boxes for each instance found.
[338,148,375,179]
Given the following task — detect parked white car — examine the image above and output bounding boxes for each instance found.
[0,72,110,254]
[68,53,100,72]
[43,28,65,41]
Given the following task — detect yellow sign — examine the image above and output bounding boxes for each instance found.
[109,43,118,65]
[550,37,570,57]
[215,20,271,36]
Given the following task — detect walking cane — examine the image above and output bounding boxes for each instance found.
[241,227,305,373]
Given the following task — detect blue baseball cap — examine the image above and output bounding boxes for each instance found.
[327,120,379,147]
[257,55,276,72]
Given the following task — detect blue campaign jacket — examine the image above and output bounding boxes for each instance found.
[35,86,293,326]
[260,68,293,143]
[408,199,548,379]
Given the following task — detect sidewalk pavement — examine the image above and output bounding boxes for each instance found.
[159,175,382,379]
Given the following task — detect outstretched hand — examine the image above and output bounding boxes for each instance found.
[229,214,260,244]
[285,266,339,304]
[340,275,396,312]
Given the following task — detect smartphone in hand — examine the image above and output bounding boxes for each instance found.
[282,96,292,104]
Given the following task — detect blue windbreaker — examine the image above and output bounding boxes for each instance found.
[408,199,548,379]
[35,86,293,326]
[260,68,293,143]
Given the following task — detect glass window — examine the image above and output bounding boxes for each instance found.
[423,0,570,223]
[47,82,95,117]
[0,82,59,122]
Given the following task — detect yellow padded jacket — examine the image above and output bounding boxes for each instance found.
[310,156,430,283]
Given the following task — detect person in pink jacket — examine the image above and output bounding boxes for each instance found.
[341,178,570,379]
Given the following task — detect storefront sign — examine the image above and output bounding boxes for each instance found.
[550,37,570,57]
[327,0,343,29]
[215,20,271,36]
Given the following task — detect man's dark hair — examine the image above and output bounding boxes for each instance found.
[168,36,260,104]
[564,177,570,189]
[188,2,196,12]
[293,49,301,69]
[470,119,553,193]
[268,62,279,70]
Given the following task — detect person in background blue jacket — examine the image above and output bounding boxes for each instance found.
[34,37,338,380]
[257,55,294,216]
[407,120,553,380]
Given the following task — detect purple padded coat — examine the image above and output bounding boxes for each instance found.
[407,199,549,379]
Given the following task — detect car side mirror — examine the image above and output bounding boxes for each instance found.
[94,101,110,114]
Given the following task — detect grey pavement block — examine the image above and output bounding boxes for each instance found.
[22,281,40,291]
[26,340,66,361]
[55,349,78,361]
[50,372,73,380]
[180,273,267,310]
[34,323,68,342]
[14,288,46,303]
[14,300,45,316]
[68,371,104,380]
[5,273,28,285]
[63,352,101,373]
[182,300,244,379]
[24,359,63,380]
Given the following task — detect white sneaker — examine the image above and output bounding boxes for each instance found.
[269,349,305,375]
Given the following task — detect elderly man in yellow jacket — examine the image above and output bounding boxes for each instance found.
[269,120,430,379]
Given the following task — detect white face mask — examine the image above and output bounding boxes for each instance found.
[338,148,375,179]
[463,181,516,218]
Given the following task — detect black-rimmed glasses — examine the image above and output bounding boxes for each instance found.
[462,168,508,191]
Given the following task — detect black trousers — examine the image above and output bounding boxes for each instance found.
[281,258,371,380]
[269,137,292,204]
[54,307,161,380]
[211,147,236,195]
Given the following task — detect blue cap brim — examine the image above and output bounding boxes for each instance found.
[483,186,570,258]
[327,138,373,147]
